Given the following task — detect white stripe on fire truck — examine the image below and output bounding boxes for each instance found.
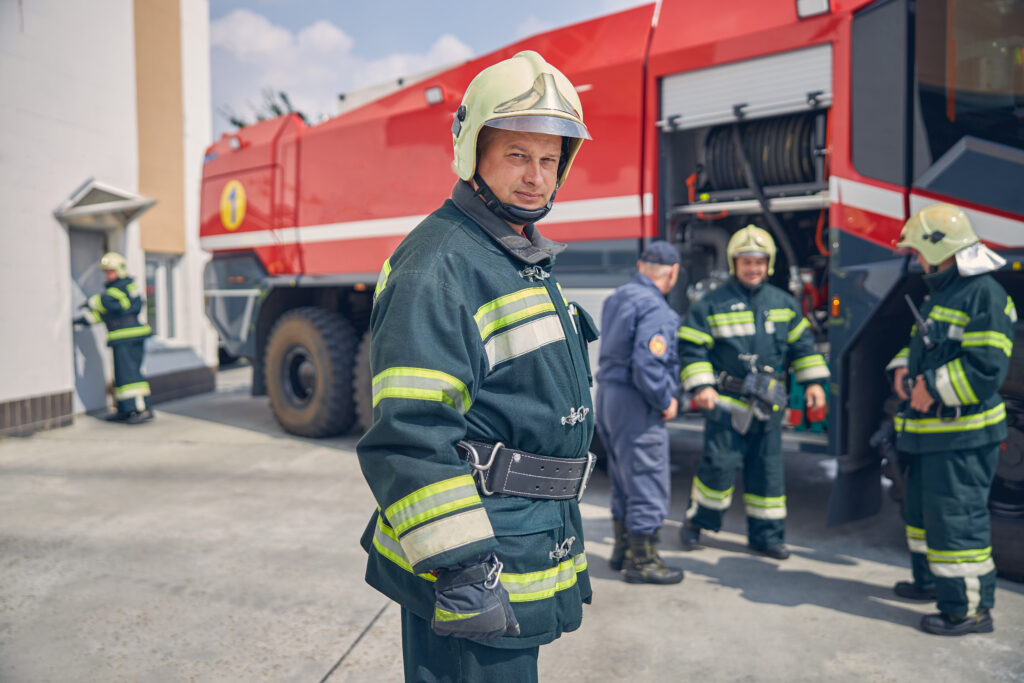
[199,193,654,252]
[829,177,904,220]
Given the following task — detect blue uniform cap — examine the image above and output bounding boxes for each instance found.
[640,240,679,266]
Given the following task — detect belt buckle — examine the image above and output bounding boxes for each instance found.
[457,440,501,496]
[577,451,597,502]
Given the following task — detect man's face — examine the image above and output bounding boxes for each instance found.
[475,127,562,226]
[734,255,769,287]
[104,269,118,282]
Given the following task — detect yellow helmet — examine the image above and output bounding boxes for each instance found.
[727,225,776,275]
[896,204,978,266]
[451,50,590,188]
[100,252,127,278]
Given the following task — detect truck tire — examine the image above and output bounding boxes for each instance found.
[354,328,374,434]
[265,307,357,437]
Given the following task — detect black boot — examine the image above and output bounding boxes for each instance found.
[748,543,790,560]
[609,518,628,571]
[920,610,993,636]
[894,581,937,601]
[680,524,702,551]
[125,410,154,425]
[624,530,684,585]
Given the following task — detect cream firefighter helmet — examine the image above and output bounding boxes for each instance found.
[727,225,777,275]
[100,252,128,278]
[451,50,590,224]
[896,203,1005,274]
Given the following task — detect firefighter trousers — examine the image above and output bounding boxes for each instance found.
[687,419,786,549]
[903,443,1000,618]
[111,339,150,416]
[400,608,539,683]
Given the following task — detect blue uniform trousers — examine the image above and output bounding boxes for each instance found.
[596,383,671,535]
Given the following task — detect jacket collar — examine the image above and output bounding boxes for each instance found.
[924,264,960,292]
[632,271,663,295]
[450,180,566,265]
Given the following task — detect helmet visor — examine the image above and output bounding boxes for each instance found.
[485,114,591,140]
[733,249,769,260]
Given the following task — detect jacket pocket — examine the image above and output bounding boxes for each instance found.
[630,425,669,474]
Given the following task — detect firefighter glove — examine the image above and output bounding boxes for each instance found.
[431,552,519,639]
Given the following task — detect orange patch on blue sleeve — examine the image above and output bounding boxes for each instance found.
[649,333,667,357]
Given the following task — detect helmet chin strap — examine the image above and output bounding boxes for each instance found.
[472,172,556,225]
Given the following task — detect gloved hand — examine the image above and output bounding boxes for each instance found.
[431,553,519,639]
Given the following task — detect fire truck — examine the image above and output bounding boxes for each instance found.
[200,0,1024,576]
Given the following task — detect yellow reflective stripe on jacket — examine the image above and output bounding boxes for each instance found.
[894,402,1005,434]
[105,286,131,310]
[707,311,755,338]
[946,358,978,405]
[385,475,482,536]
[962,331,1013,357]
[399,507,494,568]
[681,361,715,391]
[767,308,796,323]
[678,325,714,349]
[374,258,392,299]
[1005,296,1018,323]
[434,607,479,621]
[501,552,587,603]
[126,281,140,296]
[372,367,471,413]
[88,293,106,314]
[792,354,829,382]
[483,315,565,370]
[786,317,811,344]
[929,305,970,327]
[692,476,733,510]
[85,310,102,323]
[905,525,927,554]
[886,347,910,371]
[744,493,786,520]
[107,324,152,341]
[371,514,437,581]
[475,287,555,340]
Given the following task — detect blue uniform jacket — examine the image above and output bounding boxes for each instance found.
[596,272,680,412]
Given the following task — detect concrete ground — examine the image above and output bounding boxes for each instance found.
[1,364,1022,682]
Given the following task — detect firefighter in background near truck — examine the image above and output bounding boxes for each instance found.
[356,50,597,682]
[72,252,153,424]
[677,226,828,559]
[596,240,684,585]
[885,204,1014,636]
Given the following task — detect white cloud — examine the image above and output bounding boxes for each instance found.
[515,15,555,40]
[210,10,472,137]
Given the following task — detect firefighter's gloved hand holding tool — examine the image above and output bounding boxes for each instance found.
[431,552,520,639]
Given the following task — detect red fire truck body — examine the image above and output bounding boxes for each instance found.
[201,0,1024,575]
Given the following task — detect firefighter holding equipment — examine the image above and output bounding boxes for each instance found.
[886,204,1014,636]
[357,51,597,682]
[677,226,828,559]
[596,240,684,584]
[72,252,153,423]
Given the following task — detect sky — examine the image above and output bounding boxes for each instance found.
[209,0,650,138]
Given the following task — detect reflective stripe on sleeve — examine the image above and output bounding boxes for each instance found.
[786,317,811,344]
[681,361,715,391]
[929,306,970,327]
[744,493,786,520]
[792,354,829,382]
[678,325,714,349]
[105,287,131,310]
[107,324,152,341]
[374,258,391,299]
[933,363,962,406]
[767,308,796,323]
[946,357,978,405]
[483,315,564,369]
[691,476,733,511]
[962,331,1012,357]
[905,525,927,554]
[1005,296,1018,323]
[372,367,472,414]
[88,293,106,314]
[886,347,910,371]
[707,311,756,338]
[85,310,102,323]
[894,402,1005,434]
[385,474,482,536]
[927,546,996,578]
[371,514,437,581]
[126,281,141,296]
[399,507,494,568]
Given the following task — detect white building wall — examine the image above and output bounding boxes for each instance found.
[0,0,139,404]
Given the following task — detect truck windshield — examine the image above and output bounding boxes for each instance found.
[914,0,1024,177]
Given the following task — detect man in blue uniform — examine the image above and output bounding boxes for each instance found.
[886,204,1014,635]
[596,240,684,585]
[73,252,153,424]
[677,226,827,559]
[357,52,597,682]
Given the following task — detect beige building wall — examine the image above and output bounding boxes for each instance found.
[135,0,186,254]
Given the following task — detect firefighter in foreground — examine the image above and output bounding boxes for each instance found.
[677,226,828,559]
[356,51,597,681]
[596,240,684,585]
[885,204,1014,636]
[73,252,153,423]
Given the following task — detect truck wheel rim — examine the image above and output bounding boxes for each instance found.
[281,345,317,407]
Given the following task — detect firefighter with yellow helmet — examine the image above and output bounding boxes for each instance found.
[677,225,828,559]
[886,204,1015,635]
[356,51,596,680]
[73,252,153,423]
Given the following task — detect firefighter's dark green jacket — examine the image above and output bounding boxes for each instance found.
[357,181,597,650]
[677,277,829,422]
[82,276,151,346]
[887,267,1015,452]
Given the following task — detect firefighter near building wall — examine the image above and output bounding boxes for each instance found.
[72,252,153,424]
[596,240,684,585]
[885,204,1015,636]
[677,226,828,559]
[356,51,597,682]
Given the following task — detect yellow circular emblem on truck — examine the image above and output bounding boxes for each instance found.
[220,180,246,231]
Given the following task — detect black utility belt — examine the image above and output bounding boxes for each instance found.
[456,440,596,501]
